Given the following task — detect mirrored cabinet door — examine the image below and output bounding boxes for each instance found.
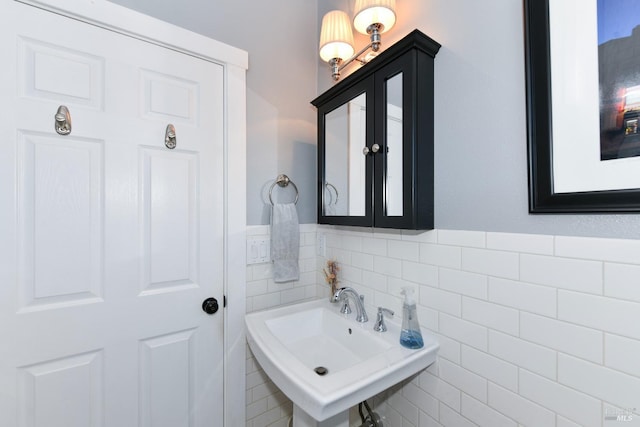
[317,77,374,226]
[324,92,367,217]
[373,52,415,229]
[384,72,404,217]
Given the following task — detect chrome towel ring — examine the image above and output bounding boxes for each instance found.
[325,182,339,206]
[269,174,299,205]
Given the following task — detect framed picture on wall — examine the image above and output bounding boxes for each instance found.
[525,0,640,212]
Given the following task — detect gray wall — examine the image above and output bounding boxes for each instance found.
[109,0,640,238]
[108,0,319,225]
[318,0,640,239]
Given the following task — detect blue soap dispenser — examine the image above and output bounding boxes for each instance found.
[400,287,424,349]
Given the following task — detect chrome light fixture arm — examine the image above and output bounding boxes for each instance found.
[329,23,384,81]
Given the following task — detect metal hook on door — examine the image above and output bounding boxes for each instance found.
[54,105,72,135]
[165,124,177,149]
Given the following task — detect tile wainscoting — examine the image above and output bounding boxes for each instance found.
[246,224,640,427]
[245,224,322,427]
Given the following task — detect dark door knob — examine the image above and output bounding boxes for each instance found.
[202,297,219,315]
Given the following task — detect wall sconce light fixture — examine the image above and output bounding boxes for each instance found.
[319,0,396,81]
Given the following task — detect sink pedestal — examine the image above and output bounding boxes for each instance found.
[293,405,348,427]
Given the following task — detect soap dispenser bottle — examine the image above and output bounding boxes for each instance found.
[400,287,424,349]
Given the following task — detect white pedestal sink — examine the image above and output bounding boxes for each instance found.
[245,299,439,426]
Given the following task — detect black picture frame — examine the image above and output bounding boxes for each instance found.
[525,0,640,213]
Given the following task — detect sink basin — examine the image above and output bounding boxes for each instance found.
[245,299,439,422]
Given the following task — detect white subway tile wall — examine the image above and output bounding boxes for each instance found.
[246,225,640,426]
[245,224,322,427]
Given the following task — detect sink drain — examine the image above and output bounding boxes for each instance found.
[313,366,328,376]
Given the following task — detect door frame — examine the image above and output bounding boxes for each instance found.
[13,1,248,425]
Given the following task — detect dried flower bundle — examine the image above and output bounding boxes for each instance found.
[323,259,340,296]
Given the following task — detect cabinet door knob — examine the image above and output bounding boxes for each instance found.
[363,144,381,155]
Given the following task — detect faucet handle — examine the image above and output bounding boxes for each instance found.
[373,307,394,332]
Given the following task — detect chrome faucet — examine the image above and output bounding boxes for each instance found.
[332,287,368,323]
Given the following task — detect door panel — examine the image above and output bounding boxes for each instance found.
[18,37,105,109]
[139,330,196,427]
[17,132,104,310]
[1,2,224,426]
[18,351,104,427]
[141,70,199,123]
[141,148,198,292]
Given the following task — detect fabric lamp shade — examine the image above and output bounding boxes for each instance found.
[319,10,355,62]
[353,0,396,34]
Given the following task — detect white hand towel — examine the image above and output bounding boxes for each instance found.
[271,203,300,283]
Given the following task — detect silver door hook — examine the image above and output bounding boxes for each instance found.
[54,105,71,135]
[165,124,177,149]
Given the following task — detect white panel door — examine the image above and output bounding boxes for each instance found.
[0,2,224,426]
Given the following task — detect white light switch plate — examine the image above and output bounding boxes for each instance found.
[247,237,270,264]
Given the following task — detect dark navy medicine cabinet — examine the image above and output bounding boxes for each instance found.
[312,29,440,230]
